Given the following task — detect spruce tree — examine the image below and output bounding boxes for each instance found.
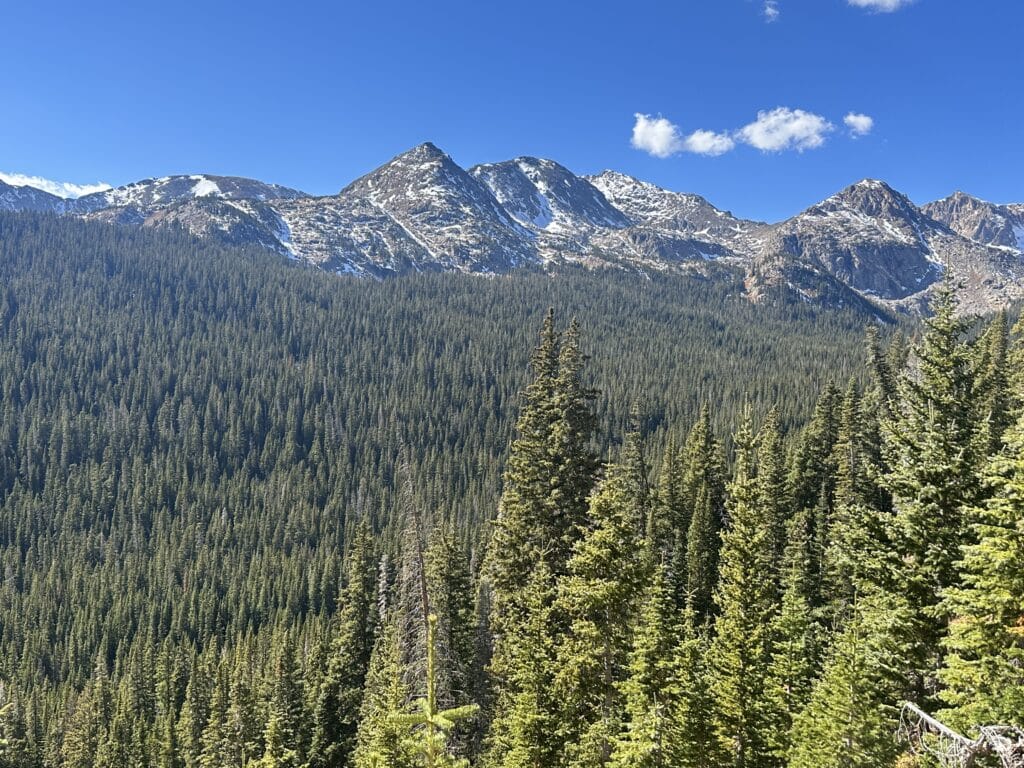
[353,618,414,768]
[309,522,377,768]
[939,406,1024,730]
[765,510,817,762]
[552,448,650,768]
[680,408,725,620]
[391,615,479,768]
[709,412,778,768]
[883,276,981,700]
[483,312,599,764]
[480,561,558,768]
[608,564,680,768]
[788,589,912,768]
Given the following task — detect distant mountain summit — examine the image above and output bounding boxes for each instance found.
[0,179,68,213]
[923,191,1024,252]
[3,146,1022,314]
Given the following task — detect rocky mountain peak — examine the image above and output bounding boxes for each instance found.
[922,191,1024,251]
[469,157,630,232]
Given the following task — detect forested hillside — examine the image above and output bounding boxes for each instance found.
[0,211,1021,767]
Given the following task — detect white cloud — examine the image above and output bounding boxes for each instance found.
[631,114,685,158]
[847,0,914,11]
[844,112,874,137]
[682,129,736,156]
[631,106,868,158]
[0,171,111,199]
[737,107,834,152]
[632,114,736,158]
[763,1,780,22]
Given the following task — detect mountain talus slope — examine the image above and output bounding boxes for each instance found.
[2,144,1022,313]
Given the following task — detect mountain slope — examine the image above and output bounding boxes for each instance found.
[3,146,1022,312]
[339,143,537,272]
[923,191,1024,252]
[0,180,68,213]
[71,174,306,215]
[749,180,1024,312]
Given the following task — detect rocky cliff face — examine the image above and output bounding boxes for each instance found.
[3,146,1022,314]
[923,191,1024,252]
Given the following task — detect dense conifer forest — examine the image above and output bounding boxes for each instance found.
[0,211,1021,767]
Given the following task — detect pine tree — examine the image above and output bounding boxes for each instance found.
[680,408,725,620]
[309,522,377,768]
[392,615,479,768]
[709,412,778,768]
[788,589,912,768]
[939,406,1024,730]
[552,443,651,768]
[883,276,981,700]
[608,564,680,768]
[765,510,817,762]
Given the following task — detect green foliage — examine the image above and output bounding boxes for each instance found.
[939,407,1024,730]
[788,589,913,768]
[3,211,1023,768]
[709,413,779,768]
[552,446,651,767]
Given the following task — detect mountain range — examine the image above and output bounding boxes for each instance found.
[3,142,1022,314]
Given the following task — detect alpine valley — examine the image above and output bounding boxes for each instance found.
[3,141,1022,315]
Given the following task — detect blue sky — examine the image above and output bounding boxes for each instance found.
[2,0,1021,221]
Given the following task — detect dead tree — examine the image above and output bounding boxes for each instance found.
[898,702,1024,768]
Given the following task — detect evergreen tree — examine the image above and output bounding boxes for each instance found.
[353,619,414,768]
[972,310,1011,458]
[765,510,817,762]
[608,564,680,768]
[483,312,599,764]
[883,276,981,700]
[309,522,378,768]
[552,444,651,768]
[670,609,720,768]
[756,407,789,580]
[709,413,778,768]
[788,589,912,768]
[61,658,114,768]
[392,615,479,768]
[939,406,1024,730]
[264,633,307,766]
[680,408,726,620]
[480,561,558,768]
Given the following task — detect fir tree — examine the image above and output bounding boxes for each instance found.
[765,510,817,762]
[608,564,680,768]
[681,408,726,620]
[552,444,651,768]
[788,589,912,768]
[939,406,1024,730]
[353,618,414,768]
[309,522,378,768]
[480,561,558,768]
[883,276,981,700]
[709,413,778,768]
[392,615,479,768]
